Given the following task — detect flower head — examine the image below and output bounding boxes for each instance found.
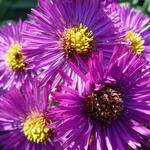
[0,20,35,90]
[52,46,150,149]
[22,0,124,85]
[119,6,150,60]
[0,80,60,149]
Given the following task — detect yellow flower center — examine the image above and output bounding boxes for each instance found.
[6,43,26,70]
[63,24,94,55]
[123,31,144,55]
[23,112,52,143]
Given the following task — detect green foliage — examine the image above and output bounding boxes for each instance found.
[53,101,59,106]
[0,0,149,24]
[0,0,36,24]
[119,0,150,16]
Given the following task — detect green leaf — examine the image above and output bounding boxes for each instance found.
[142,0,150,15]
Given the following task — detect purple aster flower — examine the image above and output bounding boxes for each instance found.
[0,79,61,149]
[119,6,150,61]
[22,0,124,85]
[100,0,119,12]
[51,46,150,149]
[0,20,36,90]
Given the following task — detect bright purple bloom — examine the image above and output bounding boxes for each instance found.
[0,20,36,90]
[0,79,60,149]
[22,0,124,85]
[119,6,150,61]
[51,46,150,149]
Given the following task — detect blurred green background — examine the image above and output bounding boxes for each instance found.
[0,0,149,25]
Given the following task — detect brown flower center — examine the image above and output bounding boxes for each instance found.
[85,86,123,124]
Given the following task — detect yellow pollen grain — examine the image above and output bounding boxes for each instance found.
[23,112,52,143]
[6,43,26,70]
[64,24,94,54]
[123,31,144,55]
[88,133,94,145]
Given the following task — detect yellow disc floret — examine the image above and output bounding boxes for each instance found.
[23,112,52,143]
[6,43,26,70]
[123,31,144,55]
[64,24,94,55]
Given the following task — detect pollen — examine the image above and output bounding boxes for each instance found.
[123,31,144,55]
[6,43,26,70]
[23,112,52,143]
[63,24,94,56]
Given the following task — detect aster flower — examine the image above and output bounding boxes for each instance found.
[0,79,60,149]
[100,0,119,12]
[22,0,124,85]
[0,20,36,90]
[51,46,150,149]
[119,6,150,61]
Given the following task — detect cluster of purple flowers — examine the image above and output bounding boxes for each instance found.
[0,0,150,149]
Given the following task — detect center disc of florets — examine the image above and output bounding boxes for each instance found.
[123,31,144,55]
[86,86,123,124]
[23,112,53,143]
[6,43,26,70]
[63,24,94,56]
